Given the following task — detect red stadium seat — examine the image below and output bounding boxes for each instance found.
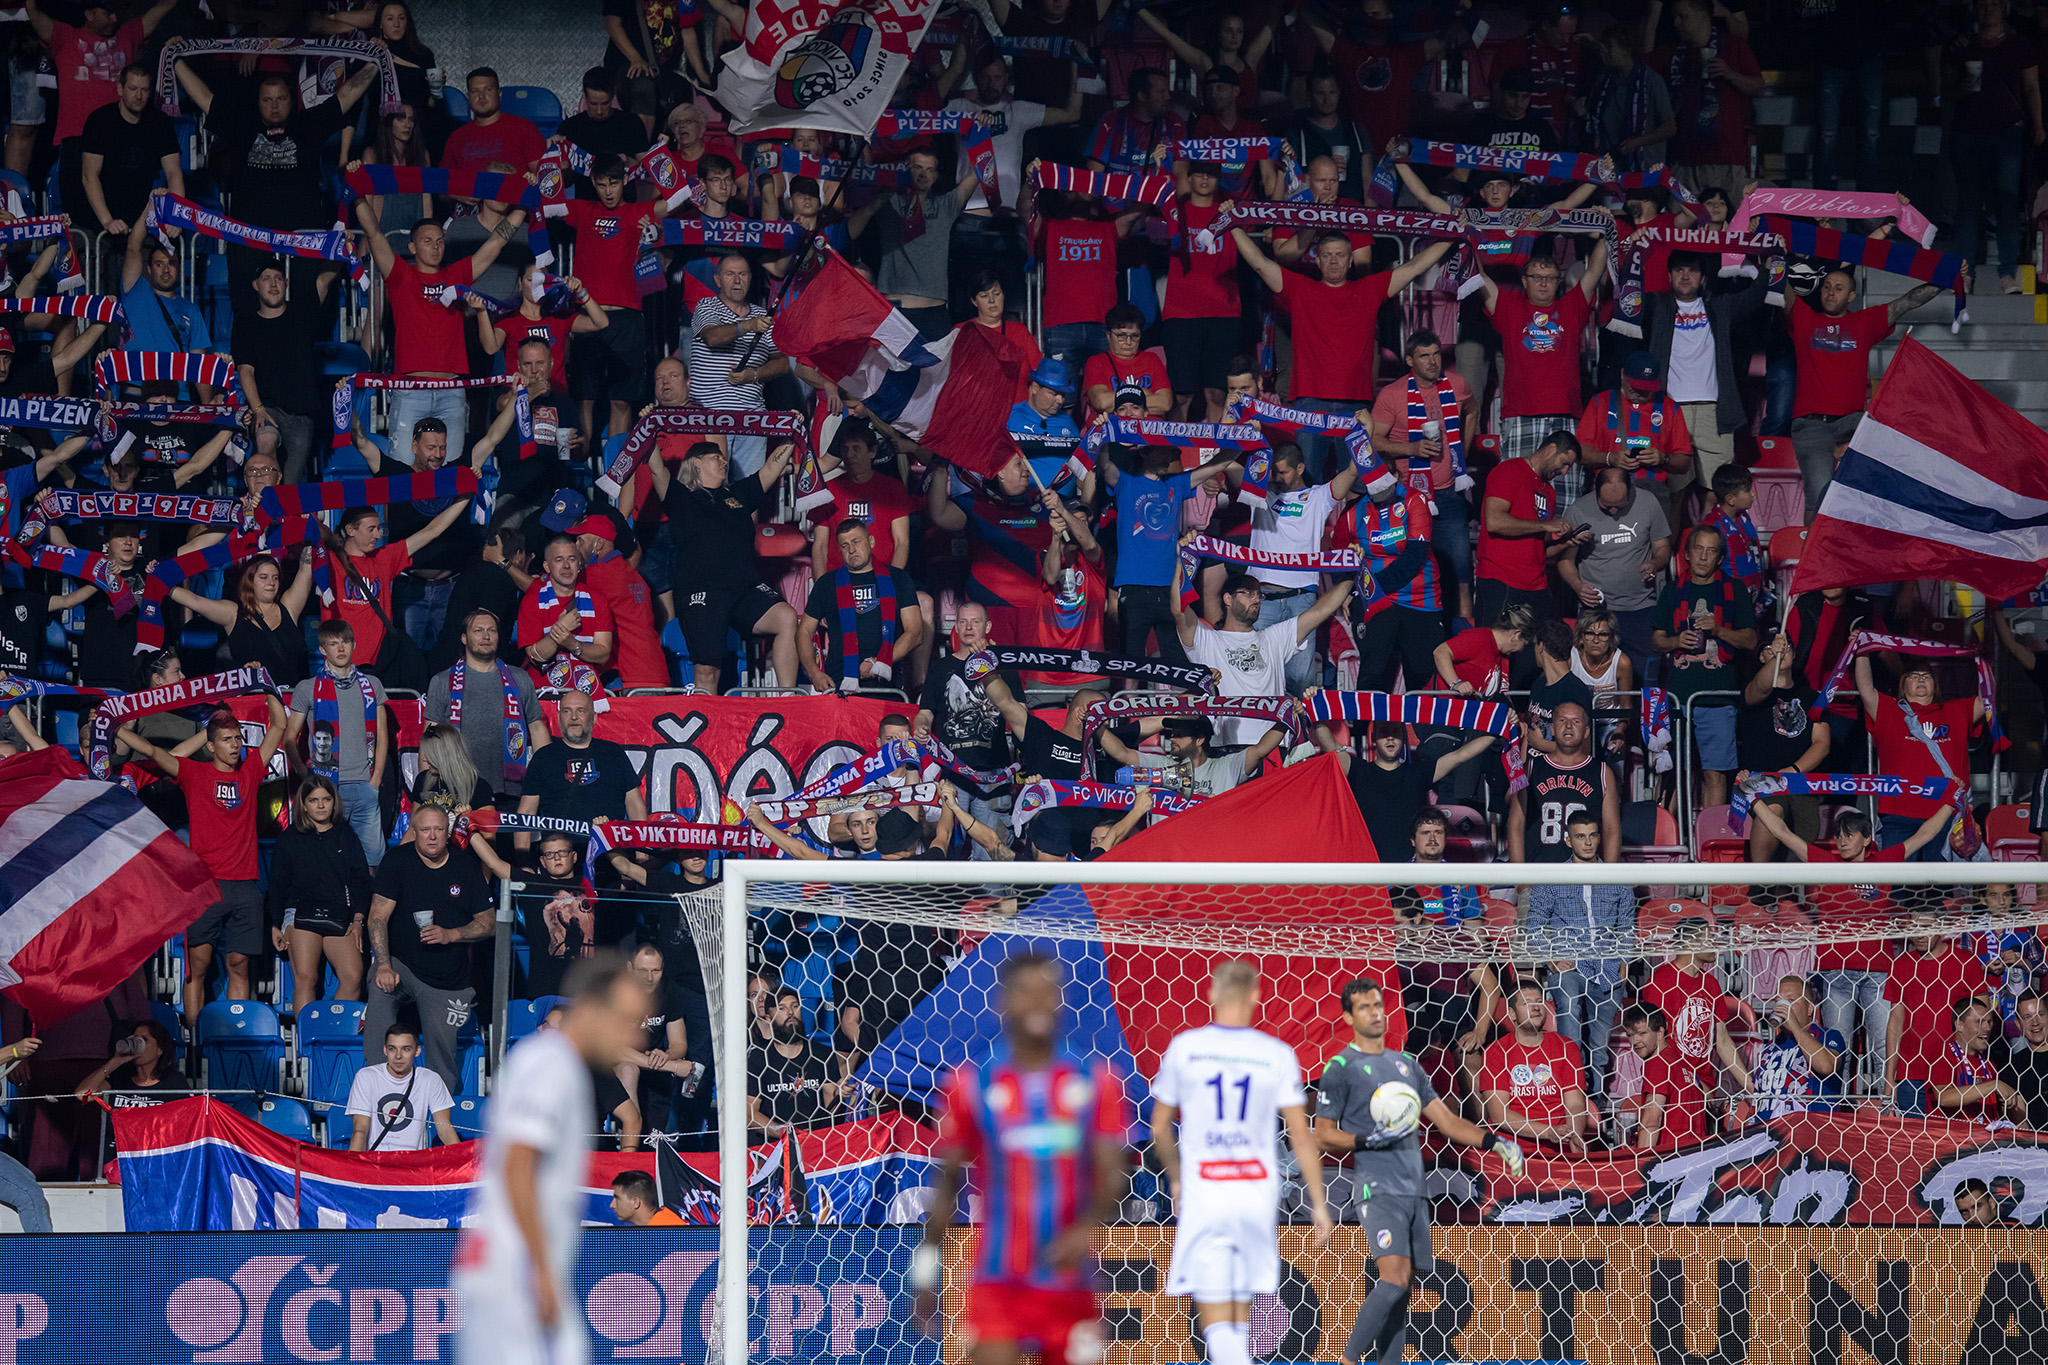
[1988,803,2037,860]
[1694,804,1746,862]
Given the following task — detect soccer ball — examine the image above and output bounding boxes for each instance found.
[1370,1081,1422,1137]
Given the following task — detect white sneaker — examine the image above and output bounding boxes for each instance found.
[2000,274,2023,295]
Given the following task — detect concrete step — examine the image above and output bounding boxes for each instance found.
[1875,292,2041,326]
[1868,343,2048,382]
[1946,377,2048,409]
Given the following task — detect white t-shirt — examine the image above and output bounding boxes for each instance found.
[1247,482,1336,590]
[345,1062,454,1151]
[1151,1024,1306,1211]
[458,1030,593,1288]
[944,95,1048,213]
[1185,618,1305,745]
[1665,298,1719,404]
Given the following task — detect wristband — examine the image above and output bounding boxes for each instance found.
[908,1242,942,1292]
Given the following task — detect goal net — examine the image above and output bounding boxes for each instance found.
[660,860,2048,1365]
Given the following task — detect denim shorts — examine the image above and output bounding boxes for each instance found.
[1690,702,1738,773]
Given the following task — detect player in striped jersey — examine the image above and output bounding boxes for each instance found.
[915,953,1133,1365]
[1152,962,1334,1365]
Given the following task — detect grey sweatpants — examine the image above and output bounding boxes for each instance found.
[364,957,475,1095]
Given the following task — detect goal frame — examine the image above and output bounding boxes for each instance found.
[712,856,2048,1365]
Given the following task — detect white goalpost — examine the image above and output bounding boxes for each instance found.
[700,858,2048,1365]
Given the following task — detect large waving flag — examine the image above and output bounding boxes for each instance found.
[1793,336,2048,598]
[0,748,218,1022]
[718,0,944,137]
[774,248,1025,477]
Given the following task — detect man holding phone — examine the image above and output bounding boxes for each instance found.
[1557,465,1673,679]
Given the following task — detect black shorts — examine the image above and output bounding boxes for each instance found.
[286,904,353,938]
[1161,316,1239,395]
[188,879,266,957]
[571,309,647,401]
[678,583,784,665]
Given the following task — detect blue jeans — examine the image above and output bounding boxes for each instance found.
[1760,328,1797,438]
[1043,322,1108,413]
[1819,968,1889,1089]
[1254,587,1319,691]
[387,389,468,470]
[1433,488,1472,586]
[1815,57,1884,190]
[1953,125,2026,274]
[965,792,1012,862]
[728,434,767,478]
[339,779,386,868]
[1290,396,1364,483]
[1893,1078,1928,1117]
[1880,810,1951,863]
[0,1151,50,1232]
[1550,966,1624,1100]
[398,577,453,653]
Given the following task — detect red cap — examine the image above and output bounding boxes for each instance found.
[568,514,615,540]
[0,331,17,355]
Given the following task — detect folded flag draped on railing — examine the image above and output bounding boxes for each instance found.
[1730,771,1969,834]
[84,665,275,779]
[156,36,401,116]
[1011,777,1205,833]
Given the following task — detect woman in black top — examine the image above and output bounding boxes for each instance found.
[75,1020,190,1108]
[175,550,315,687]
[324,1,438,123]
[650,439,801,693]
[267,775,373,1017]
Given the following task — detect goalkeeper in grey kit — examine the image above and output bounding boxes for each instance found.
[1313,976,1525,1365]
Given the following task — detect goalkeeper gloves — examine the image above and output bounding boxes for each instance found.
[1485,1132,1526,1178]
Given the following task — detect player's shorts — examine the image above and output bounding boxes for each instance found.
[187,879,265,957]
[1165,1201,1282,1300]
[454,1278,589,1365]
[1358,1191,1432,1270]
[964,1284,1103,1365]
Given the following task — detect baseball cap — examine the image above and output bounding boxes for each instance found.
[0,330,16,355]
[540,487,587,531]
[1203,64,1240,85]
[568,513,617,541]
[1113,382,1147,409]
[1497,66,1536,94]
[1622,351,1663,389]
[876,810,922,855]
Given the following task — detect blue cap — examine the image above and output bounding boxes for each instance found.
[1029,357,1075,395]
[1622,351,1663,389]
[540,487,587,531]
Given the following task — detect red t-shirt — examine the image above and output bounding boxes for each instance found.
[500,312,575,393]
[385,257,476,376]
[1082,351,1170,416]
[442,113,547,175]
[1368,372,1471,492]
[816,473,915,571]
[1883,947,1988,1081]
[176,755,264,882]
[1041,219,1121,329]
[1443,627,1506,695]
[561,200,660,310]
[1871,694,1974,816]
[583,553,665,689]
[1642,963,1738,1088]
[1480,1032,1585,1150]
[1494,289,1591,419]
[331,543,411,665]
[1280,271,1391,402]
[1632,212,1685,297]
[1030,551,1107,684]
[1637,1048,1708,1150]
[1790,297,1891,419]
[1575,390,1694,466]
[517,579,617,658]
[1806,843,1909,971]
[1475,456,1556,591]
[1164,201,1241,320]
[1328,37,1430,144]
[51,20,144,144]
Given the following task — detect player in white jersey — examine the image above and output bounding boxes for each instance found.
[453,952,650,1365]
[1151,961,1335,1365]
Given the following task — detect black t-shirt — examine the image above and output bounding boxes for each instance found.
[1737,683,1820,775]
[592,1063,632,1135]
[1022,714,1086,778]
[106,1065,194,1108]
[1347,756,1436,862]
[521,868,596,999]
[667,472,771,593]
[432,562,526,672]
[1461,111,1559,156]
[919,654,1020,793]
[749,1040,835,1127]
[557,110,649,194]
[215,98,354,229]
[641,978,689,1053]
[524,736,642,827]
[372,843,493,991]
[2008,1046,2048,1129]
[649,868,715,992]
[78,565,150,689]
[1526,671,1594,744]
[802,565,916,677]
[0,589,47,674]
[232,296,324,418]
[389,493,483,575]
[80,102,179,226]
[1285,113,1370,202]
[229,605,308,689]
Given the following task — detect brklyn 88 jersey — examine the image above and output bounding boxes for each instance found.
[1151,1024,1305,1209]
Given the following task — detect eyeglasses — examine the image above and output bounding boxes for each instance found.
[539,849,576,861]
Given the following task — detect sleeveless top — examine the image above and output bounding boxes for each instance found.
[1571,645,1622,698]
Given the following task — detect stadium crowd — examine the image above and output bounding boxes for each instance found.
[0,0,2045,1195]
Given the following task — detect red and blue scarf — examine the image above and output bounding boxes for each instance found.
[535,578,598,646]
[833,567,897,687]
[308,669,378,782]
[1404,375,1464,495]
[94,350,241,401]
[448,659,528,783]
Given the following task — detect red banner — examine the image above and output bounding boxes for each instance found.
[1461,1108,2048,1225]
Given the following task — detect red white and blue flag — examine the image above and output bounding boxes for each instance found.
[720,0,945,138]
[0,748,217,1022]
[1793,336,2048,599]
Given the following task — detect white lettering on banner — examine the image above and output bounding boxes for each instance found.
[0,1296,48,1365]
[164,1255,464,1363]
[1919,1145,2048,1224]
[582,1248,892,1359]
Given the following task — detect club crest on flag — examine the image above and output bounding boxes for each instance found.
[776,16,875,109]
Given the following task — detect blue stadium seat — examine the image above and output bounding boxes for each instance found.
[504,999,544,1043]
[326,434,377,480]
[444,85,470,121]
[43,161,60,213]
[501,86,562,139]
[447,1095,487,1142]
[326,1110,357,1148]
[150,1001,184,1066]
[297,1000,366,1109]
[51,710,79,752]
[458,1036,485,1096]
[0,169,31,213]
[258,1096,315,1143]
[196,1000,287,1097]
[315,341,370,377]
